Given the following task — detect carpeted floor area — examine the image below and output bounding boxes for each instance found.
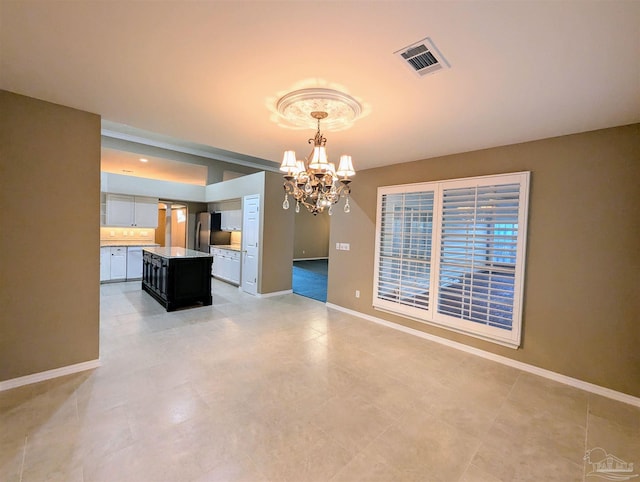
[292,259,328,302]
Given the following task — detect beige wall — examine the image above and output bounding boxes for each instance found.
[261,172,295,293]
[293,208,330,259]
[0,90,101,381]
[328,124,640,397]
[170,207,186,248]
[207,171,295,294]
[156,209,167,246]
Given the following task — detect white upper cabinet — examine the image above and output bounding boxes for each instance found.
[220,209,242,231]
[232,210,242,231]
[133,197,159,227]
[105,194,158,228]
[105,194,133,226]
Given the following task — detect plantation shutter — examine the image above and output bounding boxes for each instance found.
[437,183,521,330]
[375,190,434,313]
[374,172,529,348]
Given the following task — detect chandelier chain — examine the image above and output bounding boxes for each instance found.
[309,117,327,148]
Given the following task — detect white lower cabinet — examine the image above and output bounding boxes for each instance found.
[126,247,143,279]
[210,247,241,285]
[210,247,220,277]
[109,247,127,280]
[229,252,241,284]
[101,245,147,282]
[100,247,111,282]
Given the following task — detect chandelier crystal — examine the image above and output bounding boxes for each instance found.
[280,111,355,216]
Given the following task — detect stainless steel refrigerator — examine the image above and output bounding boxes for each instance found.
[195,212,230,252]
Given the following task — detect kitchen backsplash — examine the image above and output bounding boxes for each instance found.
[230,231,241,246]
[100,227,156,243]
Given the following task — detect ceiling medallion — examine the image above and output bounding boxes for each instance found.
[276,88,363,130]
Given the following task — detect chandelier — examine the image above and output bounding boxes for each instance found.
[280,111,355,215]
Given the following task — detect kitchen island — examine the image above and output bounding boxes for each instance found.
[142,247,213,311]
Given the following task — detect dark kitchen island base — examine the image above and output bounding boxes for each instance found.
[142,247,213,312]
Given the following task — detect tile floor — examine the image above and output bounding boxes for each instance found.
[1,280,638,481]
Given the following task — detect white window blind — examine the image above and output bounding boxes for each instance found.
[377,191,434,311]
[373,172,529,348]
[437,184,520,330]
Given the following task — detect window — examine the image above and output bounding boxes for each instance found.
[377,191,434,310]
[373,172,530,348]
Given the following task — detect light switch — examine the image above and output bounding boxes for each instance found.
[336,242,341,250]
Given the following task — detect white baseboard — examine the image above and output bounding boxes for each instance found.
[0,359,101,392]
[326,303,640,408]
[257,289,293,298]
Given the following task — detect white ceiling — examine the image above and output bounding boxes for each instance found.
[1,1,639,173]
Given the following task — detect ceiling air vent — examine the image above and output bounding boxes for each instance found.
[394,37,450,77]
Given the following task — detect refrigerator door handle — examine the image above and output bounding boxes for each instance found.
[195,221,202,251]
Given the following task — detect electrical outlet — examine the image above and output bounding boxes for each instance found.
[343,243,350,251]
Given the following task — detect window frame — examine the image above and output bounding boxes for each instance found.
[373,171,530,348]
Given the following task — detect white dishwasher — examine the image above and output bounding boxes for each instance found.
[126,246,143,280]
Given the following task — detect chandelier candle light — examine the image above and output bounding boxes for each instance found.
[280,111,356,215]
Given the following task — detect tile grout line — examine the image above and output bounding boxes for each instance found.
[456,370,524,482]
[327,421,395,482]
[19,434,27,482]
[582,398,590,482]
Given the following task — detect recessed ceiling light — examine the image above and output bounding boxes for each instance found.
[139,158,149,163]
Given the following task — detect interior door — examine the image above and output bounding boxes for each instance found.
[242,194,260,295]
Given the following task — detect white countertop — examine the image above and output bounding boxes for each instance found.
[101,242,160,247]
[210,244,242,252]
[143,247,212,259]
